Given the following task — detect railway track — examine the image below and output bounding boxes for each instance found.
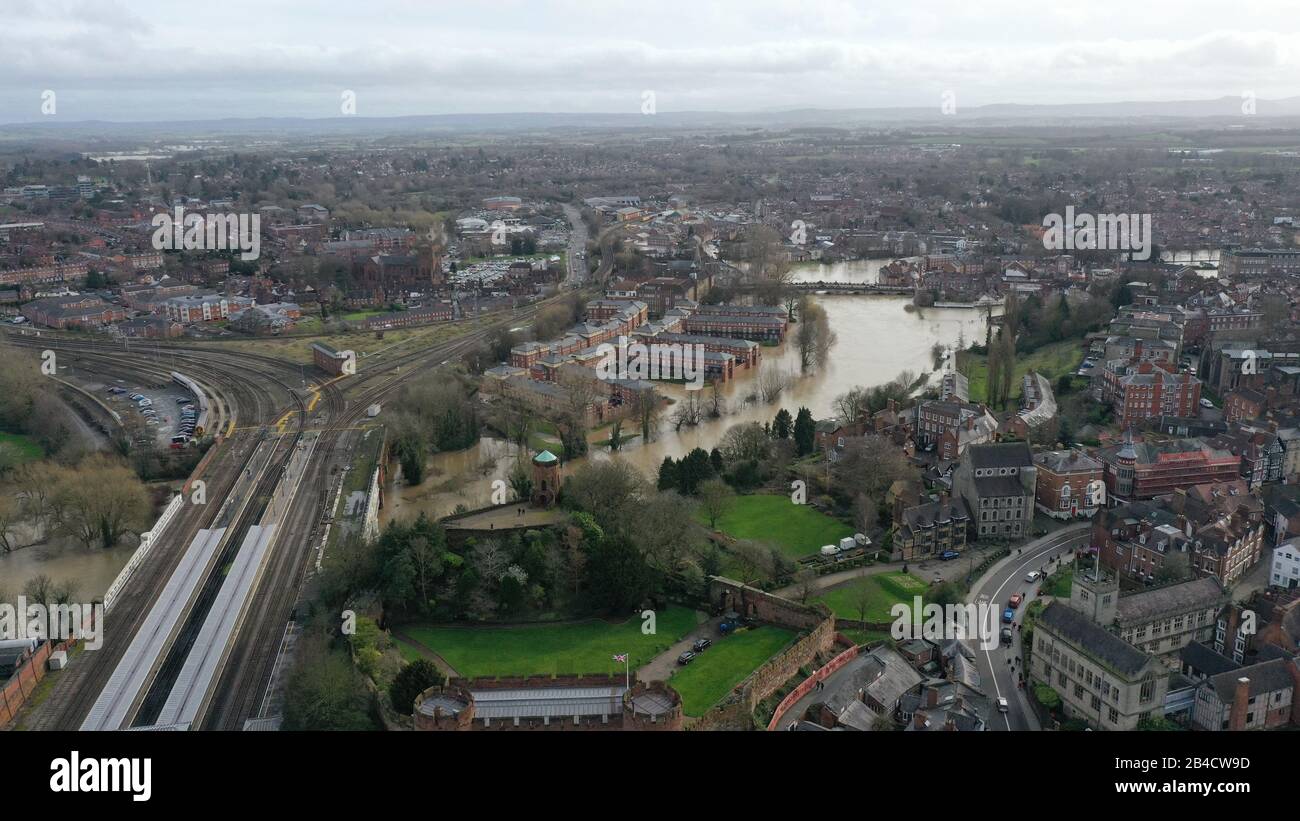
[5,299,550,730]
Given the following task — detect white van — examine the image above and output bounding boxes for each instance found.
[1025,571,1041,583]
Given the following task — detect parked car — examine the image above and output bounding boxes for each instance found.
[1024,571,1041,583]
[718,620,738,635]
[676,651,696,665]
[1200,398,1214,408]
[1008,594,1023,609]
[691,638,711,653]
[1002,608,1015,624]
[939,550,960,561]
[1000,627,1013,645]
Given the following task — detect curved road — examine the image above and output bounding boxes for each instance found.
[966,523,1090,731]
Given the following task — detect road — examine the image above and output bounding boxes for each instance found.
[561,203,588,286]
[965,523,1090,731]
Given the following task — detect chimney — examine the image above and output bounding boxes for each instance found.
[1229,676,1251,731]
[927,687,940,708]
[944,716,957,731]
[913,711,927,730]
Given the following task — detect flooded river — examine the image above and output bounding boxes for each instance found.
[0,540,132,602]
[383,292,995,524]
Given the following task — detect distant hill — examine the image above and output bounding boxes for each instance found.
[4,96,1300,139]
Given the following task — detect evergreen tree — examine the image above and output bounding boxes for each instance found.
[793,407,816,456]
[709,447,725,475]
[773,408,793,439]
[657,457,678,492]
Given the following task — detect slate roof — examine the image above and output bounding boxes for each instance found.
[1207,658,1297,703]
[1115,577,1226,626]
[967,441,1033,470]
[1179,641,1239,678]
[1038,601,1155,679]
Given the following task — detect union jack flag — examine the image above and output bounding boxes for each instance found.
[612,653,628,663]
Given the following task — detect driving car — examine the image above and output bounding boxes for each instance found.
[997,697,1009,713]
[676,651,696,665]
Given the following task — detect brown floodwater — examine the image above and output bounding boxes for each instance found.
[383,293,996,524]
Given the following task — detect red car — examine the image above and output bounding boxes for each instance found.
[1008,594,1023,609]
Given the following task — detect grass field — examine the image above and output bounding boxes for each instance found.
[959,339,1084,410]
[190,313,496,365]
[670,625,796,716]
[700,494,854,559]
[0,432,43,463]
[813,571,929,623]
[401,606,701,677]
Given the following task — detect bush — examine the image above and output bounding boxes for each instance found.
[389,659,445,715]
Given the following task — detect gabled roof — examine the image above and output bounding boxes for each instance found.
[1039,601,1156,680]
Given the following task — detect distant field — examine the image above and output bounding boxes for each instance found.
[814,572,928,623]
[669,625,795,716]
[401,607,701,677]
[191,314,495,365]
[959,339,1084,410]
[699,494,854,559]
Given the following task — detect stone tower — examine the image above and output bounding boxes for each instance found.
[1069,559,1120,627]
[531,450,560,507]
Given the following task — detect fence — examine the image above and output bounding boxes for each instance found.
[0,612,96,726]
[102,493,184,612]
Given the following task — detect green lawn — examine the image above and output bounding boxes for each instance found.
[670,626,796,716]
[959,339,1084,410]
[814,571,928,623]
[701,494,854,559]
[0,432,42,463]
[401,606,701,677]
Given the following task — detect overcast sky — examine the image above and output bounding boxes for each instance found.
[1,0,1298,123]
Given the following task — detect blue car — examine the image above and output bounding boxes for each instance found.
[939,550,960,561]
[1002,608,1015,624]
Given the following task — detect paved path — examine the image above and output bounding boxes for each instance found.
[773,544,1006,600]
[637,613,718,684]
[446,506,564,531]
[390,628,460,677]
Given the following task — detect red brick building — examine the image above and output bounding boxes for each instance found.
[1033,449,1105,519]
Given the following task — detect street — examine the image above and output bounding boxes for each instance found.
[966,523,1090,730]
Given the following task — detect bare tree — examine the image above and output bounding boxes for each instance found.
[696,478,735,530]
